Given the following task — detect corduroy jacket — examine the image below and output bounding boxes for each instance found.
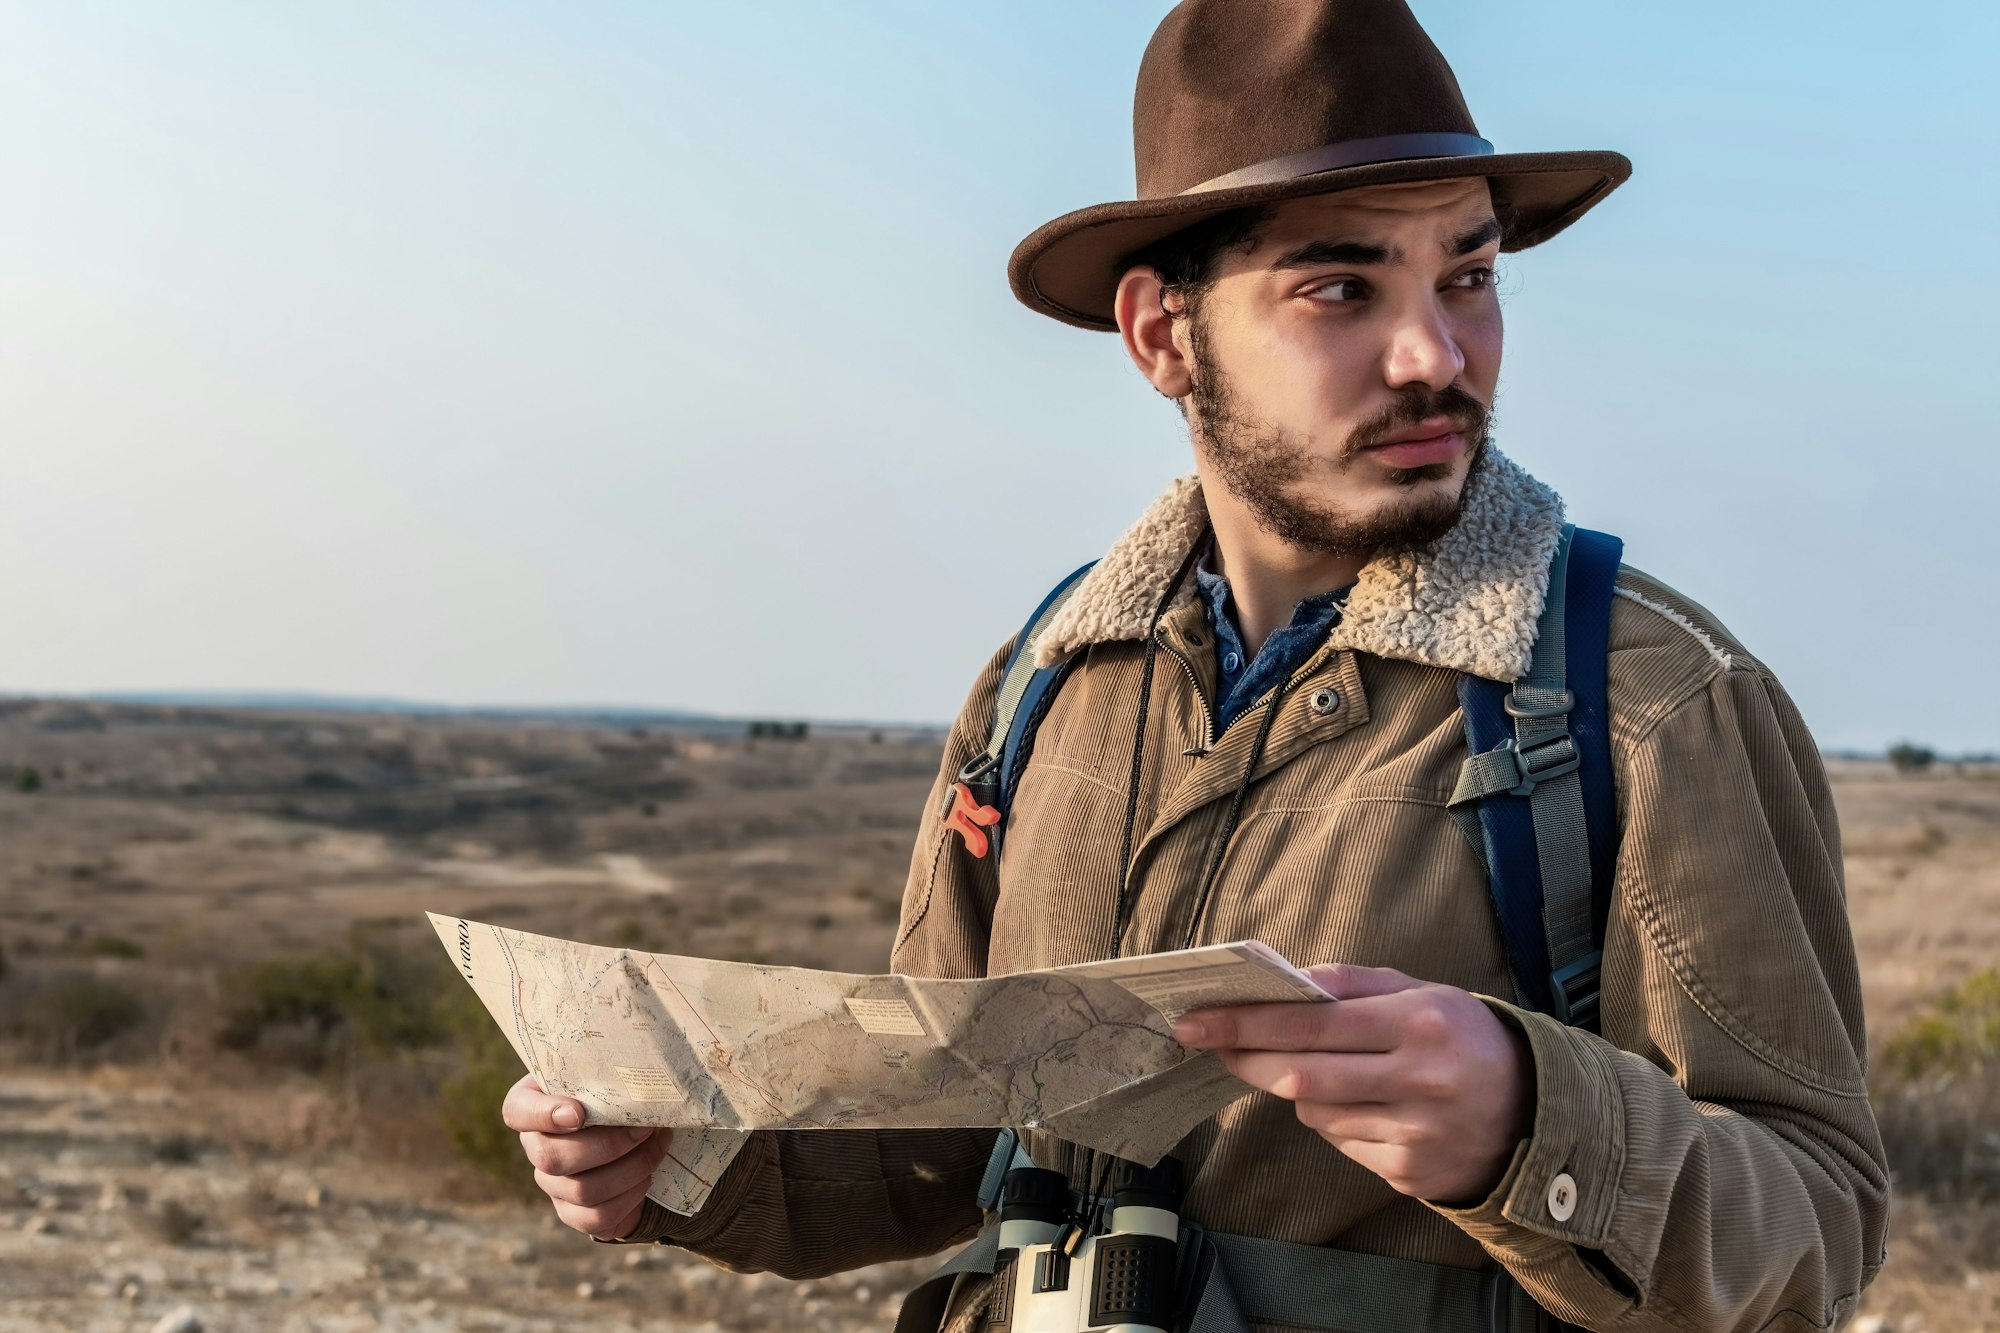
[632,451,1889,1333]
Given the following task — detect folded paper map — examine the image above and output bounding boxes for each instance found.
[428,913,1330,1215]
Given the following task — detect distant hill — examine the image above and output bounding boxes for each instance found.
[87,689,722,727]
[75,690,936,735]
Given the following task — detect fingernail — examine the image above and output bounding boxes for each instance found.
[553,1104,581,1130]
[1173,1017,1206,1044]
[627,1126,652,1143]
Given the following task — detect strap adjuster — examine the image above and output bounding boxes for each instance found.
[1502,689,1575,720]
[1491,735,1582,796]
[1549,949,1603,1028]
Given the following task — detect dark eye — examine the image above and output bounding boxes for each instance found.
[1450,265,1496,291]
[1304,277,1369,303]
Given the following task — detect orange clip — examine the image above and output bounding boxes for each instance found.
[941,781,1003,859]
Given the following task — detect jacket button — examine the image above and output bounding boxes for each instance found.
[1547,1172,1578,1222]
[1308,687,1340,715]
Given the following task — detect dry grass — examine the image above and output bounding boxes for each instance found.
[1835,761,2000,1330]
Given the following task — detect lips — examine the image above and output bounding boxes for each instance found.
[1363,417,1466,470]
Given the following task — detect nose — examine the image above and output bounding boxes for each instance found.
[1381,297,1465,393]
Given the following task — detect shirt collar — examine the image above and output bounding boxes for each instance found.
[1193,543,1352,649]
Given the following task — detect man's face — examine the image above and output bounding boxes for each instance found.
[1167,178,1504,557]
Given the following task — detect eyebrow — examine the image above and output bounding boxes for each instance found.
[1448,218,1504,256]
[1267,216,1503,272]
[1269,239,1393,271]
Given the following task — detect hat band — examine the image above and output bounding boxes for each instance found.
[1181,132,1495,196]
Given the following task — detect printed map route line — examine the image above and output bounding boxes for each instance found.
[658,1144,716,1191]
[643,956,796,1121]
[491,924,536,1069]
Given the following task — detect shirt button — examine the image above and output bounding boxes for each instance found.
[1547,1172,1578,1223]
[1222,652,1241,671]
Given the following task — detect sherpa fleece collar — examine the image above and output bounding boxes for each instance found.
[1033,448,1567,684]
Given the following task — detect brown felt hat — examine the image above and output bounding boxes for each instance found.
[1009,0,1631,330]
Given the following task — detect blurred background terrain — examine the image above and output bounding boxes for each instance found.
[0,702,1993,1331]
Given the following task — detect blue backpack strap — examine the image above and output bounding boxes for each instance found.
[1450,526,1623,1029]
[941,563,1095,861]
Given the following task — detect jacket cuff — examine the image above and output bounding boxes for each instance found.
[596,1134,774,1249]
[1429,998,1658,1305]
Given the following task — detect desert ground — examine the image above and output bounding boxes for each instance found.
[0,699,1992,1331]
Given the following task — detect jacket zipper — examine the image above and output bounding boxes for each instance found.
[1138,632,1331,950]
[1156,633,1217,754]
[1156,631,1311,755]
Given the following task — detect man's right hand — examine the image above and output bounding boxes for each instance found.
[503,1073,673,1240]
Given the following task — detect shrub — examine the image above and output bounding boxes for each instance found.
[5,969,146,1061]
[1875,970,2000,1200]
[1884,970,2000,1080]
[1888,741,1937,774]
[435,982,536,1196]
[155,1135,201,1165]
[1905,822,1948,856]
[72,935,146,960]
[217,942,451,1072]
[15,766,40,793]
[213,937,537,1194]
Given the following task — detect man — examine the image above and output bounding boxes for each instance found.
[503,2,1889,1330]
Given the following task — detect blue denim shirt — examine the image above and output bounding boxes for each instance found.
[1193,555,1351,735]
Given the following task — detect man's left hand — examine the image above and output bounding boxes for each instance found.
[1173,963,1534,1204]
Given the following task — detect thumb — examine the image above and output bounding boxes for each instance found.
[1304,962,1422,1000]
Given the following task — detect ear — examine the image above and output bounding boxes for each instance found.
[1115,267,1194,400]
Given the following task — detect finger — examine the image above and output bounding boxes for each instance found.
[1320,1137,1431,1197]
[1219,1049,1399,1104]
[1289,1102,1417,1145]
[1174,997,1338,1051]
[534,1137,664,1209]
[521,1123,660,1177]
[1173,971,1424,1049]
[1301,963,1423,1001]
[1190,991,1419,1053]
[535,1131,669,1208]
[553,1184,650,1240]
[502,1072,588,1134]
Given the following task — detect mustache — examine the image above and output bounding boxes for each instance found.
[1344,383,1491,455]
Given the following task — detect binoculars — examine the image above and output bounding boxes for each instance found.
[989,1157,1185,1333]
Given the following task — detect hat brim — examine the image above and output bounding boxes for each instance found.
[1008,149,1631,331]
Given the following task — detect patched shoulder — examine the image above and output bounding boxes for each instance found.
[1606,564,1766,741]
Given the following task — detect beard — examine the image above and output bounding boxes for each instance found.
[1185,318,1492,559]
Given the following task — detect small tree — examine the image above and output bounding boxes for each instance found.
[1887,742,1937,775]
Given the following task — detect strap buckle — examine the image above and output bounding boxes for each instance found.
[1490,735,1582,797]
[1549,950,1603,1028]
[955,752,1003,809]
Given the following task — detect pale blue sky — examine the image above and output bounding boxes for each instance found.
[1,2,1994,749]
